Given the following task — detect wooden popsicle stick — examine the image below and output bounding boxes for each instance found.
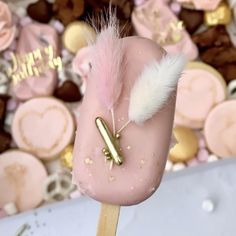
[96,203,120,236]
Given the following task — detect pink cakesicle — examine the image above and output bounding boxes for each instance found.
[11,23,59,100]
[72,20,186,206]
[131,0,198,60]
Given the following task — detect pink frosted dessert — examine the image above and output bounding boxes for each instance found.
[0,150,47,212]
[0,1,16,52]
[11,23,59,100]
[204,100,236,158]
[131,0,198,60]
[72,17,186,206]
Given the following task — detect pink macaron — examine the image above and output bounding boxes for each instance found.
[204,100,236,158]
[175,62,227,129]
[0,150,47,212]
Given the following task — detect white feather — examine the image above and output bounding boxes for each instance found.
[128,54,187,124]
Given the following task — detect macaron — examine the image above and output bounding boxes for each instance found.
[175,62,227,129]
[169,126,199,162]
[204,100,236,158]
[62,21,96,54]
[12,97,75,160]
[0,150,47,212]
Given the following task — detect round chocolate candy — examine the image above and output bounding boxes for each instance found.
[169,126,199,162]
[54,80,82,102]
[27,0,53,23]
[62,21,96,54]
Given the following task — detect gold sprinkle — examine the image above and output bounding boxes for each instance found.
[109,160,114,170]
[84,158,93,165]
[150,187,155,192]
[127,146,131,150]
[139,159,146,169]
[109,176,115,182]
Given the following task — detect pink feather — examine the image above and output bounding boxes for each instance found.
[90,17,124,110]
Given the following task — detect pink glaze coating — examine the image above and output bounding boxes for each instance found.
[73,37,177,206]
[12,23,59,100]
[204,100,236,158]
[0,1,16,52]
[0,150,47,212]
[12,97,75,160]
[131,0,198,60]
[175,62,226,129]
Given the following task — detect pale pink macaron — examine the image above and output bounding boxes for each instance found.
[204,100,236,158]
[175,62,227,129]
[12,23,59,101]
[0,150,47,212]
[12,97,75,160]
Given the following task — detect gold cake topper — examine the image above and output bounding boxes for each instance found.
[95,117,123,166]
[7,45,63,84]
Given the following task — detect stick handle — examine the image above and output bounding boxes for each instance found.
[96,203,120,236]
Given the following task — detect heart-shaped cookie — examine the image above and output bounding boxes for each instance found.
[12,97,74,160]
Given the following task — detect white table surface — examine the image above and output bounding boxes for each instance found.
[1,159,236,236]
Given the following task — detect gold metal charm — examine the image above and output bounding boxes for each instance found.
[204,2,232,26]
[95,117,123,165]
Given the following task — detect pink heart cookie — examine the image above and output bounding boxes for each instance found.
[131,0,198,60]
[175,62,227,129]
[204,100,236,158]
[12,97,75,160]
[12,23,59,100]
[0,150,47,212]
